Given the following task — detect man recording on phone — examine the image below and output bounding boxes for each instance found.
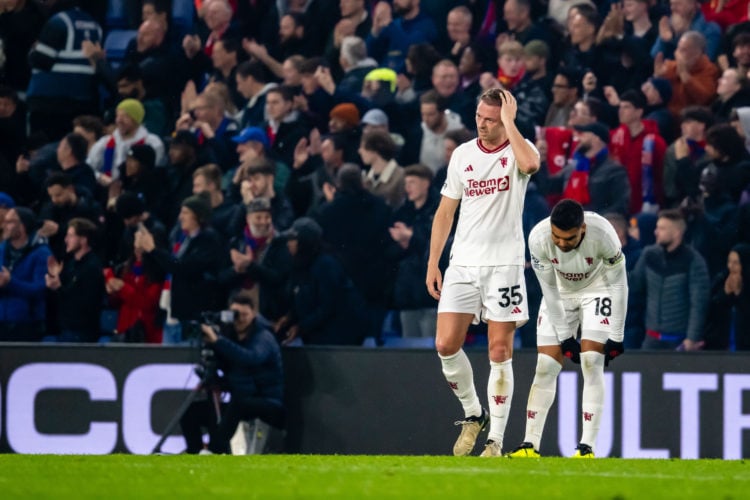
[179,290,285,454]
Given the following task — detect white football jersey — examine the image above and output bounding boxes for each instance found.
[441,138,538,266]
[528,211,624,294]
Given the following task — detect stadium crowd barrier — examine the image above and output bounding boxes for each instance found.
[0,344,748,458]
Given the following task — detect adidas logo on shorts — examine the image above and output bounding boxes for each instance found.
[600,318,610,325]
[511,306,522,314]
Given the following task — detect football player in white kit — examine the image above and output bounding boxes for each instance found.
[507,199,627,458]
[426,88,540,457]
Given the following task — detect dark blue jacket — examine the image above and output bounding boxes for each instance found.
[366,12,437,71]
[391,189,441,310]
[0,239,52,324]
[290,253,367,346]
[27,8,102,103]
[213,320,284,404]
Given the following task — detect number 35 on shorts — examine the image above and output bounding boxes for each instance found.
[497,285,523,308]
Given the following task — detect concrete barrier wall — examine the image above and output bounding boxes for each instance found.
[0,344,748,458]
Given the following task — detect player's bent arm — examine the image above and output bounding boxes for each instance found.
[532,261,573,342]
[506,124,540,175]
[602,257,628,343]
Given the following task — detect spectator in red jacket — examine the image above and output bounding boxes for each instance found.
[609,89,667,215]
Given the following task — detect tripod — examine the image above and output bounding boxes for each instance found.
[151,374,223,455]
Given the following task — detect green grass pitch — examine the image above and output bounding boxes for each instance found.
[0,455,747,499]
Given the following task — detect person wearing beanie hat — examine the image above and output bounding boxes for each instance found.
[646,77,672,105]
[329,103,361,133]
[115,192,147,221]
[523,40,549,60]
[181,193,213,228]
[0,206,53,341]
[641,77,676,143]
[87,98,166,182]
[0,192,15,209]
[245,197,272,214]
[363,68,398,94]
[12,207,38,239]
[362,108,389,128]
[117,99,145,125]
[0,192,15,228]
[128,144,156,170]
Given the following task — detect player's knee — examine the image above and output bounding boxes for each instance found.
[580,351,604,378]
[488,343,512,362]
[535,353,562,380]
[436,338,461,356]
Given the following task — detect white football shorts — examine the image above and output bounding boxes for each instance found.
[438,264,529,327]
[536,290,621,346]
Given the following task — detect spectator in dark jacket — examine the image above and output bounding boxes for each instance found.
[682,164,738,278]
[192,163,242,246]
[136,193,226,344]
[56,132,98,199]
[175,90,239,171]
[511,40,552,133]
[276,217,367,346]
[605,212,644,350]
[38,173,104,259]
[45,218,105,342]
[703,243,750,350]
[0,208,52,341]
[641,77,675,143]
[316,164,398,342]
[389,165,440,338]
[158,131,202,225]
[703,124,750,204]
[118,143,163,214]
[264,86,311,171]
[630,209,709,350]
[366,0,437,71]
[219,198,293,323]
[236,60,277,129]
[243,157,295,231]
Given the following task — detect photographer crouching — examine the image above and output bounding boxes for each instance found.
[179,290,285,454]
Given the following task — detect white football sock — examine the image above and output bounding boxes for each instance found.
[439,349,482,418]
[524,353,562,450]
[580,351,606,449]
[486,359,513,447]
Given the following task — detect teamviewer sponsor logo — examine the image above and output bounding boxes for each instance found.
[463,176,509,197]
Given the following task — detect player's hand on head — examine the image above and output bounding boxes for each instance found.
[499,90,517,125]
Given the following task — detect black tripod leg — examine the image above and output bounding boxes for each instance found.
[151,385,204,454]
[210,388,222,424]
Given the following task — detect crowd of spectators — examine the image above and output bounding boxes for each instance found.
[0,0,748,350]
